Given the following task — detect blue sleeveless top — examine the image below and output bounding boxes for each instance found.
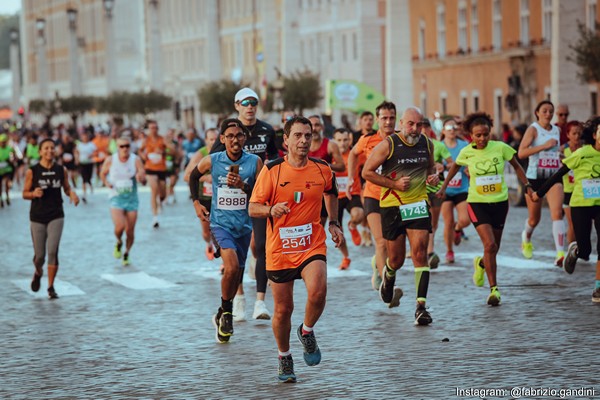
[445,139,470,196]
[210,151,259,237]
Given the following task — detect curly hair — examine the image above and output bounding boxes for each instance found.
[462,112,494,134]
[581,116,600,145]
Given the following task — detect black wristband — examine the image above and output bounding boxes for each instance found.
[524,182,532,189]
[329,220,341,228]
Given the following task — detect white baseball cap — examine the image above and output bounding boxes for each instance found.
[234,87,259,102]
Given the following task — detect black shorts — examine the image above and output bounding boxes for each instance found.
[380,204,432,241]
[363,196,380,217]
[428,192,442,208]
[564,192,572,206]
[443,192,468,206]
[80,163,94,184]
[467,200,509,230]
[145,169,167,181]
[528,178,559,192]
[338,195,363,222]
[200,198,212,212]
[64,161,77,171]
[266,254,327,283]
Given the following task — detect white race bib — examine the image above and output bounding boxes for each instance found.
[166,160,174,169]
[202,184,213,197]
[337,176,349,193]
[568,170,575,184]
[217,187,246,210]
[62,153,73,163]
[114,179,133,195]
[538,151,560,169]
[148,152,162,164]
[582,179,600,199]
[444,171,462,188]
[399,200,428,221]
[279,223,313,254]
[475,174,502,195]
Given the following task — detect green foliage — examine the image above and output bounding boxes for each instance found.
[567,21,600,83]
[198,80,246,116]
[279,69,322,115]
[60,96,97,115]
[97,91,172,115]
[0,14,19,70]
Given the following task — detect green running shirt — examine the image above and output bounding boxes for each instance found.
[562,144,600,207]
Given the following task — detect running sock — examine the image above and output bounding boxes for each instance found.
[414,266,430,303]
[278,350,291,357]
[221,297,233,313]
[384,261,396,278]
[301,324,313,336]
[524,221,534,241]
[595,280,600,290]
[552,220,566,253]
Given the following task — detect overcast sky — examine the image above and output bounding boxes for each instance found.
[0,0,21,16]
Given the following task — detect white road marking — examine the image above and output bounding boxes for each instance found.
[101,272,177,290]
[12,278,85,297]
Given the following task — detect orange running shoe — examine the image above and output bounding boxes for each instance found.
[205,244,215,261]
[339,257,351,270]
[348,223,362,246]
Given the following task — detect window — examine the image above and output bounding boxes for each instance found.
[418,19,426,60]
[587,0,597,32]
[494,89,503,134]
[470,0,479,53]
[440,91,448,115]
[461,91,468,116]
[352,32,358,60]
[437,4,446,58]
[542,0,553,43]
[420,92,427,118]
[458,1,468,51]
[329,36,334,62]
[492,0,502,51]
[342,34,347,62]
[591,90,598,116]
[545,86,551,100]
[472,91,480,111]
[520,0,530,46]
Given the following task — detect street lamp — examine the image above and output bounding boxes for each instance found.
[103,0,116,93]
[148,0,163,91]
[103,0,114,18]
[9,28,21,116]
[66,8,82,95]
[271,68,285,112]
[35,18,49,101]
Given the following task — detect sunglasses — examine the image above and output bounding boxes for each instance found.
[444,126,457,131]
[557,113,570,117]
[119,144,131,148]
[239,99,258,107]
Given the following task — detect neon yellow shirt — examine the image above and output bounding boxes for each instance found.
[562,144,600,207]
[455,140,516,203]
[562,147,575,194]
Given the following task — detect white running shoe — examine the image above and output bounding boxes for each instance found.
[252,300,271,320]
[248,255,257,280]
[152,216,159,229]
[233,295,246,322]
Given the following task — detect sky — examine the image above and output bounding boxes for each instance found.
[0,0,21,15]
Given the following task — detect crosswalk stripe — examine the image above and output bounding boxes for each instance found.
[101,271,177,290]
[11,278,85,297]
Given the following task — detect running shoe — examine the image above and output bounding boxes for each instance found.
[339,257,351,270]
[453,227,462,246]
[348,223,361,246]
[6,196,10,206]
[31,271,42,292]
[414,303,432,326]
[212,308,233,343]
[487,287,501,306]
[47,286,59,300]
[371,255,381,291]
[472,256,485,287]
[428,252,440,269]
[388,287,403,309]
[152,216,159,229]
[554,251,565,268]
[379,266,396,304]
[122,253,130,266]
[592,287,600,303]
[252,300,271,320]
[521,230,533,259]
[205,244,215,261]
[113,241,122,259]
[297,325,321,366]
[445,251,455,264]
[278,355,296,383]
[82,197,87,204]
[232,295,246,322]
[563,242,578,274]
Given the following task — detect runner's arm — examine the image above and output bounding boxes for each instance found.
[22,169,42,200]
[328,141,345,172]
[99,157,112,188]
[518,126,557,159]
[183,150,205,182]
[532,164,568,199]
[62,166,80,205]
[362,140,401,190]
[135,157,146,185]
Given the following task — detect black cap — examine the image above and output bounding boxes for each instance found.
[422,118,431,126]
[220,118,249,135]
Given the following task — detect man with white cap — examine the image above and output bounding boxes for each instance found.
[211,87,278,322]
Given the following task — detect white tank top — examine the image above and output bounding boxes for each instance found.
[108,154,137,197]
[525,121,561,180]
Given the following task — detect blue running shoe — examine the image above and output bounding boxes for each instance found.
[297,324,321,366]
[278,355,296,383]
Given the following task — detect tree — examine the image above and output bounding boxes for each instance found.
[567,21,600,83]
[97,91,172,117]
[269,69,321,115]
[198,79,246,121]
[60,95,97,126]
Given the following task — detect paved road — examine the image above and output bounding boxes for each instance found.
[1,185,598,399]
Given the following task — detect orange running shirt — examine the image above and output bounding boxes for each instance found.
[334,151,361,199]
[352,131,384,199]
[250,156,337,271]
[144,135,167,171]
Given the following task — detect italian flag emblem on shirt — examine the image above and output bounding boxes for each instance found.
[294,191,304,203]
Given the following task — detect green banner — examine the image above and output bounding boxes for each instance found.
[325,79,386,114]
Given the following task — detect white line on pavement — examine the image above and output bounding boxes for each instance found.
[101,271,177,290]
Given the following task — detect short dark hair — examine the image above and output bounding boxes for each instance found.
[39,138,55,149]
[284,116,312,137]
[359,111,374,119]
[219,118,249,135]
[375,101,396,117]
[333,127,350,136]
[582,117,600,145]
[463,112,494,134]
[534,100,554,121]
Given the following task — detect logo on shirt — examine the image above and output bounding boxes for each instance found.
[294,191,304,203]
[280,181,291,187]
[474,158,500,175]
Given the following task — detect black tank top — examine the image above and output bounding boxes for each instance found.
[30,163,65,223]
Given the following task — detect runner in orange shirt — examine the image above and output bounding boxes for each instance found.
[347,101,400,305]
[332,127,364,270]
[249,116,344,383]
[92,130,111,186]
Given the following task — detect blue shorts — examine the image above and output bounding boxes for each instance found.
[210,226,252,269]
[109,194,139,212]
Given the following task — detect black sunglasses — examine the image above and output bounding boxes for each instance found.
[119,144,131,148]
[239,99,258,107]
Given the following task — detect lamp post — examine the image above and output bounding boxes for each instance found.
[271,68,285,112]
[36,18,49,101]
[9,28,21,116]
[148,0,163,91]
[67,8,82,96]
[103,0,117,93]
